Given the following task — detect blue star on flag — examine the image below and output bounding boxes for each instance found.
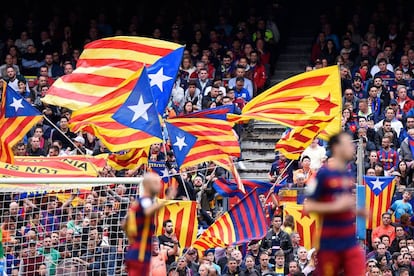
[147,47,184,115]
[5,86,41,118]
[364,176,394,196]
[112,67,163,139]
[165,122,197,168]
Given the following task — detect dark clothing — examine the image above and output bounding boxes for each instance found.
[158,234,178,265]
[50,128,77,150]
[261,229,293,264]
[27,147,45,156]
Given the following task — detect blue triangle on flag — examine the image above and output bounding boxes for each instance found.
[364,176,394,196]
[112,67,163,139]
[5,85,41,118]
[165,122,197,168]
[147,47,184,115]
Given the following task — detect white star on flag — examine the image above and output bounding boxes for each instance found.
[127,96,153,122]
[173,136,188,151]
[148,67,172,92]
[161,168,169,179]
[9,97,24,112]
[371,177,384,191]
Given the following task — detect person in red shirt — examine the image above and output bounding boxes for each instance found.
[396,86,414,114]
[250,51,267,95]
[371,212,396,244]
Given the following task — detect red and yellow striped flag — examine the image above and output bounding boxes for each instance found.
[229,66,342,140]
[107,147,149,170]
[275,120,331,160]
[155,200,198,248]
[284,203,319,249]
[364,176,396,229]
[43,36,182,110]
[166,117,240,169]
[69,68,163,152]
[0,83,41,163]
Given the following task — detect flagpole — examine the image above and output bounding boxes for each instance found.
[42,115,101,175]
[264,159,295,203]
[356,137,366,242]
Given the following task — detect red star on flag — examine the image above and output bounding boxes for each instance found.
[313,93,338,115]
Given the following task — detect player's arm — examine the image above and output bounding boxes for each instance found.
[304,194,356,214]
[143,188,177,216]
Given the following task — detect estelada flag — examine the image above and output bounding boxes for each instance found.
[284,203,319,250]
[229,66,342,140]
[364,175,395,229]
[155,200,198,248]
[43,36,183,110]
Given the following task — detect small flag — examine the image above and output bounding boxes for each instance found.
[364,176,395,229]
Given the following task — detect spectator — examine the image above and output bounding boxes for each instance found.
[372,213,396,244]
[183,81,202,111]
[261,215,292,264]
[158,219,180,266]
[388,191,413,222]
[43,53,63,78]
[37,236,60,276]
[377,136,399,175]
[301,138,326,171]
[0,54,20,78]
[228,65,254,99]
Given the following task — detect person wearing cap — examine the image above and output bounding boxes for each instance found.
[69,135,93,155]
[202,248,221,274]
[247,239,264,266]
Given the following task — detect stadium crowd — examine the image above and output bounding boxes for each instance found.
[3,0,414,275]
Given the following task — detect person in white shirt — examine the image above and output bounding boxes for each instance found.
[301,138,326,171]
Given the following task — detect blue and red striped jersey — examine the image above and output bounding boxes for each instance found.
[125,197,154,263]
[308,168,357,251]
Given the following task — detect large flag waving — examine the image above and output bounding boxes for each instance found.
[284,203,318,249]
[167,116,240,169]
[229,66,341,140]
[364,176,395,229]
[69,68,163,152]
[43,36,183,110]
[193,189,267,252]
[155,200,198,248]
[0,84,42,163]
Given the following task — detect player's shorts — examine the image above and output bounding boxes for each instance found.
[315,245,365,276]
[125,260,150,276]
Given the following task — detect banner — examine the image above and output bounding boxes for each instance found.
[15,155,107,176]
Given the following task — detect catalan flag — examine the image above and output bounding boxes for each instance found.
[155,200,198,248]
[43,36,183,110]
[228,66,342,140]
[275,120,331,160]
[107,147,149,170]
[166,117,240,169]
[193,189,267,252]
[284,203,319,250]
[69,68,163,152]
[364,176,395,229]
[0,84,41,163]
[165,122,197,168]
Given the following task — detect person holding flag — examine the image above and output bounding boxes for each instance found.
[122,173,176,276]
[304,132,365,275]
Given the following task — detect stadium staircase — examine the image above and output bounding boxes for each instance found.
[239,19,316,180]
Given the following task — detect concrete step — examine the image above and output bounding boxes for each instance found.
[287,37,314,44]
[277,55,310,63]
[241,140,276,150]
[240,170,270,180]
[285,44,311,51]
[241,150,276,161]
